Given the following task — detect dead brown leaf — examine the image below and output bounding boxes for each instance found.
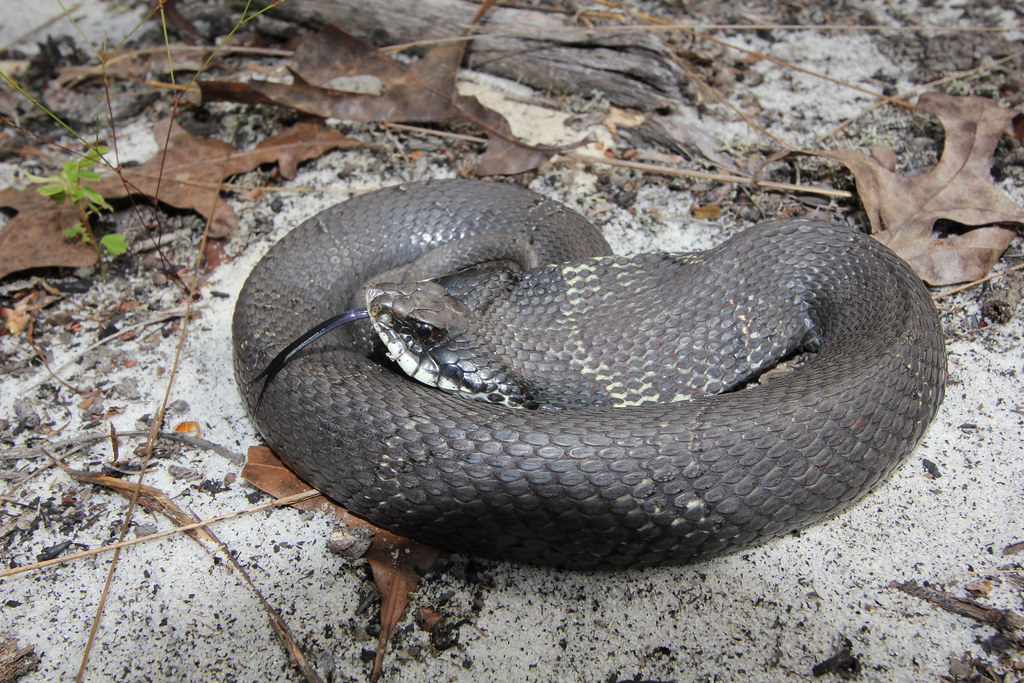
[242,446,439,682]
[0,289,56,336]
[812,92,1023,285]
[200,23,570,176]
[691,203,722,220]
[92,119,238,238]
[224,119,360,180]
[0,187,97,279]
[203,237,229,271]
[93,118,359,239]
[364,529,441,681]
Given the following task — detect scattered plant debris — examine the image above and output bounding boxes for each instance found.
[26,145,123,268]
[199,23,572,176]
[242,446,440,682]
[812,93,1023,285]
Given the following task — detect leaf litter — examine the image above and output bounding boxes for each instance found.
[2,2,1024,681]
[242,446,440,683]
[0,119,359,276]
[199,23,574,176]
[92,117,361,240]
[0,184,97,277]
[811,92,1023,285]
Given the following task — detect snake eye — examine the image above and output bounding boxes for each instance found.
[411,322,442,344]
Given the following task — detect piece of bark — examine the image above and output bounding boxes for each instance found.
[227,0,684,110]
[892,581,1024,636]
[0,633,39,681]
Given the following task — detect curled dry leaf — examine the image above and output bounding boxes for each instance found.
[10,289,61,327]
[0,305,29,335]
[242,446,439,682]
[95,118,360,239]
[812,92,1023,285]
[0,288,52,335]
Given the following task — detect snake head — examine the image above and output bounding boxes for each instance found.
[366,281,541,409]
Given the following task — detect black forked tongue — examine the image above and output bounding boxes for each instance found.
[252,307,369,410]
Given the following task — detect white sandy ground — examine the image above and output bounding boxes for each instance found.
[2,1,1023,681]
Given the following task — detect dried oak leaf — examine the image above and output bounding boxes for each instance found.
[200,23,566,176]
[94,118,359,238]
[224,119,360,180]
[0,186,96,279]
[242,446,439,683]
[813,92,1023,285]
[94,119,238,237]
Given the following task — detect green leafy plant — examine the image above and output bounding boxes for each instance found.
[26,146,126,269]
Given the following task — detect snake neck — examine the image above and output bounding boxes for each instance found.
[366,247,825,409]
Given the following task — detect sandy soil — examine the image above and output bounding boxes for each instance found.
[1,1,1022,681]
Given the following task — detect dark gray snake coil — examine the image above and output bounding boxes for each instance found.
[233,179,946,568]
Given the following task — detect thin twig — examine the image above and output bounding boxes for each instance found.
[379,122,853,197]
[53,462,325,682]
[816,50,1024,143]
[932,262,1024,301]
[893,580,1024,638]
[385,22,1021,54]
[25,315,88,395]
[1,441,90,503]
[569,152,854,198]
[0,490,320,579]
[378,121,488,144]
[677,29,914,111]
[1,429,243,464]
[671,51,793,150]
[18,307,191,396]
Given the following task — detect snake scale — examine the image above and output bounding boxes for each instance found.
[232,179,946,568]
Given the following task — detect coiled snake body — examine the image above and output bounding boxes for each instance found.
[233,179,945,568]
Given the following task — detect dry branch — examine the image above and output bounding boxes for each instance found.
[232,0,684,109]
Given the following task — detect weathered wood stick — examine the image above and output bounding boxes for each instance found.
[234,0,684,109]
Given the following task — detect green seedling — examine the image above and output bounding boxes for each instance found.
[26,146,126,270]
